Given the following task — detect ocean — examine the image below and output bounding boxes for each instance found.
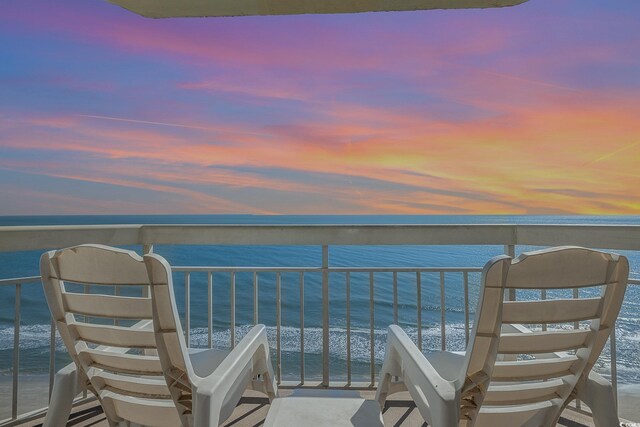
[1,215,639,388]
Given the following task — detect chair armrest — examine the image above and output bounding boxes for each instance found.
[376,325,459,427]
[42,362,85,427]
[192,324,277,427]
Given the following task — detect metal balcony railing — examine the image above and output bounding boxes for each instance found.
[1,224,639,426]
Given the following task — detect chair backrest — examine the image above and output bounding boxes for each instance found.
[40,245,183,427]
[457,254,511,422]
[478,246,628,426]
[144,253,196,425]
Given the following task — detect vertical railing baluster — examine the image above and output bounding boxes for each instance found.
[208,272,213,349]
[184,272,190,347]
[276,272,282,384]
[346,272,351,386]
[541,289,547,332]
[322,245,329,386]
[114,285,121,326]
[505,244,516,301]
[12,283,21,420]
[299,272,305,384]
[573,288,580,329]
[440,272,446,351]
[230,272,236,348]
[83,284,89,324]
[417,272,422,352]
[611,321,618,406]
[253,272,259,325]
[82,284,88,399]
[464,272,470,346]
[369,272,375,386]
[573,288,581,410]
[142,244,153,298]
[393,271,398,324]
[48,317,56,401]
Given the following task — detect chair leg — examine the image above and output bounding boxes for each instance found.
[42,363,85,427]
[576,372,621,427]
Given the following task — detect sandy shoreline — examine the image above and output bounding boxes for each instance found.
[0,375,53,421]
[616,384,640,423]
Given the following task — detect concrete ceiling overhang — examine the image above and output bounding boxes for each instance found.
[106,0,529,18]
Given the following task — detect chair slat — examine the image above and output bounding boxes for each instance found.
[80,348,163,375]
[71,322,156,348]
[484,378,565,405]
[498,329,591,354]
[52,245,150,285]
[475,400,555,425]
[63,293,152,319]
[101,390,182,427]
[93,371,172,398]
[502,298,600,324]
[505,247,616,289]
[492,355,578,381]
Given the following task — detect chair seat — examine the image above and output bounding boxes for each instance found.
[188,348,230,377]
[188,346,254,423]
[264,397,384,427]
[424,350,466,381]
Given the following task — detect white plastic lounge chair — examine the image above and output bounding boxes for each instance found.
[41,244,276,427]
[144,251,277,426]
[376,246,628,427]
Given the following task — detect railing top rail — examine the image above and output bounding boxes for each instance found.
[1,223,640,252]
[0,276,42,286]
[4,272,639,286]
[172,266,483,273]
[0,224,142,253]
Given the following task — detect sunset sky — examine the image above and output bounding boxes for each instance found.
[1,0,639,215]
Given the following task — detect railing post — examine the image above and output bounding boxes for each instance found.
[300,272,305,385]
[392,272,398,324]
[142,245,153,298]
[346,272,351,386]
[185,272,191,347]
[463,271,470,345]
[440,272,446,351]
[276,272,282,384]
[322,245,329,387]
[504,244,516,301]
[208,272,213,348]
[48,318,56,401]
[369,272,375,386]
[611,321,618,407]
[417,272,422,352]
[230,272,236,348]
[253,272,259,325]
[12,283,21,420]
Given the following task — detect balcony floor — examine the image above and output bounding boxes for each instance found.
[14,389,612,427]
